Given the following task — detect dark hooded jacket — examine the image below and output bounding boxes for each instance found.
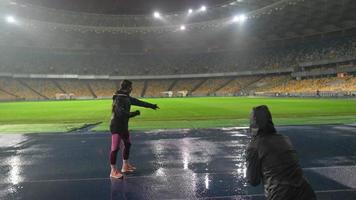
[110,89,156,133]
[246,105,316,200]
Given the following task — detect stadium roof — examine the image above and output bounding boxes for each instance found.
[12,0,232,15]
[0,0,355,50]
[4,0,283,21]
[255,0,356,39]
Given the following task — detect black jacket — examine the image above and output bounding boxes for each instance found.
[246,106,316,200]
[110,90,156,133]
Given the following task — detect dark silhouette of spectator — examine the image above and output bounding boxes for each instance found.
[246,105,316,200]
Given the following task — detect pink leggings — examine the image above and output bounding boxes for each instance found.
[110,132,131,165]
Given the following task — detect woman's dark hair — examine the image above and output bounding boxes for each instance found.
[112,80,132,114]
[252,105,276,135]
[120,80,132,90]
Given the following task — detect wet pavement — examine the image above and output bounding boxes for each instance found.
[0,125,356,199]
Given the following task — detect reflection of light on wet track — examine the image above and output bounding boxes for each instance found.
[146,129,190,134]
[152,140,167,181]
[0,134,27,148]
[204,174,210,189]
[4,156,23,200]
[8,156,23,185]
[223,127,249,137]
[1,135,27,185]
[221,127,249,131]
[230,132,248,137]
[155,167,166,177]
[237,166,247,178]
[1,125,355,199]
[183,153,189,170]
[181,138,191,170]
[0,135,28,199]
[179,138,198,193]
[227,129,249,191]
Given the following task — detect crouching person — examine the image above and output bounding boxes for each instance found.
[246,105,316,200]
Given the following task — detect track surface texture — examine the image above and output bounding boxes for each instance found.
[1,125,356,200]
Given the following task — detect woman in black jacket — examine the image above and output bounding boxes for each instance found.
[246,105,316,200]
[109,80,159,179]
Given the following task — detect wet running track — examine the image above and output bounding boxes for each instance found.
[1,125,356,199]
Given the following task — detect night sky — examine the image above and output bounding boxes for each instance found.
[15,0,231,14]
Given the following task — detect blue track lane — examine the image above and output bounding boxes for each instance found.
[0,125,356,199]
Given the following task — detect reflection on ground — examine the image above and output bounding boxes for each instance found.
[0,125,356,199]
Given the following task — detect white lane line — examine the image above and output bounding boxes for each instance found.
[304,165,356,170]
[315,188,356,193]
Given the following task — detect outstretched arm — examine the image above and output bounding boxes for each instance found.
[130,97,159,110]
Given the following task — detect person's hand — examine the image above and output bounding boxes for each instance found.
[152,104,159,110]
[134,110,141,116]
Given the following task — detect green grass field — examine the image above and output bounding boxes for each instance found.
[0,97,355,134]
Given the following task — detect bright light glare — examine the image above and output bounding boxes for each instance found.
[153,11,161,18]
[180,25,186,30]
[5,15,16,24]
[233,14,247,23]
[188,9,193,14]
[200,5,207,12]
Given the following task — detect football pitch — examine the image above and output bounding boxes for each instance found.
[0,97,355,134]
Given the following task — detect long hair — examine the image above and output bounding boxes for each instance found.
[111,80,132,114]
[251,105,276,135]
[120,80,132,91]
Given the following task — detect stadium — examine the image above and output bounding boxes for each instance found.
[0,0,355,199]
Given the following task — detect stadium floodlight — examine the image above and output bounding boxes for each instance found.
[180,25,186,30]
[200,5,207,12]
[5,15,16,24]
[188,9,193,15]
[233,14,247,23]
[153,11,161,19]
